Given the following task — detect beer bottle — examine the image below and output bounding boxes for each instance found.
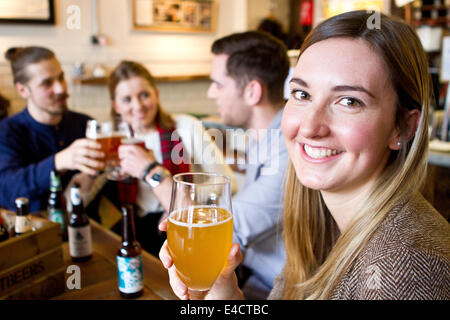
[117,204,144,299]
[0,215,9,242]
[48,170,68,241]
[68,183,92,262]
[14,197,32,236]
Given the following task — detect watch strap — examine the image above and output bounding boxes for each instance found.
[141,161,160,182]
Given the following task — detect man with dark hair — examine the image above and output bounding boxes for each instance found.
[207,31,289,299]
[0,46,104,212]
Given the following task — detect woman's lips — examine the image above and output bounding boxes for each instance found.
[300,143,344,162]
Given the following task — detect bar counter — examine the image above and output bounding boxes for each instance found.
[53,219,176,300]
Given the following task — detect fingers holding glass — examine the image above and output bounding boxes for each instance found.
[166,173,233,300]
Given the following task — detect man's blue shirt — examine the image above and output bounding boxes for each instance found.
[0,107,91,212]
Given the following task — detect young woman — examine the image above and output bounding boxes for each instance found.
[159,10,450,299]
[109,60,235,256]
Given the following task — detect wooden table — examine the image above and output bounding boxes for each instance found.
[52,219,177,300]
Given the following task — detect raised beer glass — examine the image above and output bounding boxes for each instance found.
[167,173,233,300]
[86,119,131,180]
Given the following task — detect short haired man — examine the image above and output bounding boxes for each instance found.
[207,31,289,299]
[0,46,104,212]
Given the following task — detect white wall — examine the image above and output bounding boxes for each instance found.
[0,0,248,120]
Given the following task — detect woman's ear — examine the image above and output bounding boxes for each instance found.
[405,109,421,141]
[389,109,421,150]
[243,80,263,106]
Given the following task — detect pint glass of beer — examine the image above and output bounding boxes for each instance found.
[167,173,233,299]
[86,119,131,180]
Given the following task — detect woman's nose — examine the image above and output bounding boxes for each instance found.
[299,104,330,139]
[131,97,144,111]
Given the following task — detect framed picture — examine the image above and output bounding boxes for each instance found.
[132,0,216,33]
[0,0,55,24]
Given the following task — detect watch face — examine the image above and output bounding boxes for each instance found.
[149,169,170,188]
[152,173,162,182]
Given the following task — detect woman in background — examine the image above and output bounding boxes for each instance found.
[160,10,450,299]
[109,60,235,256]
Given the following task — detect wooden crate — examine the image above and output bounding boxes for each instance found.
[0,210,64,299]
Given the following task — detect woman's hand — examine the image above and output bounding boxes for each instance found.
[118,144,156,179]
[158,219,244,300]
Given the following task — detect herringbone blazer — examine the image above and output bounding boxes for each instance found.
[269,193,450,300]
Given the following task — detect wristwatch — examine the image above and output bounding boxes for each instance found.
[147,167,171,188]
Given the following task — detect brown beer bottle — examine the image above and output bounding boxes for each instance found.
[14,197,33,236]
[117,204,144,299]
[48,170,68,241]
[68,183,92,262]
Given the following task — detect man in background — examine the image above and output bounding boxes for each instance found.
[207,31,289,299]
[0,46,104,212]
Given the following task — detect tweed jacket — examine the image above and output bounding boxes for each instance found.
[268,193,450,300]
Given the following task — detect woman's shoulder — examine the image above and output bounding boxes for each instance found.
[336,194,450,299]
[388,193,450,254]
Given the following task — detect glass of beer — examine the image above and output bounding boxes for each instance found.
[167,173,233,299]
[86,119,131,180]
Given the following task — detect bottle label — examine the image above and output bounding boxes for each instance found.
[70,188,81,206]
[68,225,92,257]
[49,209,66,229]
[117,255,144,294]
[15,216,32,234]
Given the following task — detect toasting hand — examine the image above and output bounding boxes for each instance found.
[54,138,105,175]
[118,144,156,179]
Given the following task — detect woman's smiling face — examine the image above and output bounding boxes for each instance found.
[112,76,159,131]
[282,37,401,195]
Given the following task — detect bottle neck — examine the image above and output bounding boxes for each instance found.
[71,188,84,213]
[122,206,137,245]
[16,206,29,216]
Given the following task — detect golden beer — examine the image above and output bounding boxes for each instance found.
[167,206,233,291]
[96,134,122,162]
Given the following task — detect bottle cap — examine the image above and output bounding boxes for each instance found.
[15,197,29,208]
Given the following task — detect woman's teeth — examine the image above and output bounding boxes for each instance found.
[304,144,342,159]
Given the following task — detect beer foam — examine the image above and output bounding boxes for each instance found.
[168,206,232,228]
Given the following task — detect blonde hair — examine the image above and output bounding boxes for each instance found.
[108,60,174,129]
[282,11,430,299]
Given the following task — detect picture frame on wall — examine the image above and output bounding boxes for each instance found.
[132,0,216,33]
[0,0,55,24]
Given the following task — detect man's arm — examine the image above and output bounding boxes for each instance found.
[0,140,55,211]
[231,148,288,252]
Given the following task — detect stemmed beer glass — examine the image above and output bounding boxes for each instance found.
[167,173,233,299]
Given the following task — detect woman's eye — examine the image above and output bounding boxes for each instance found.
[140,92,150,99]
[292,90,310,101]
[339,97,363,107]
[122,96,131,103]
